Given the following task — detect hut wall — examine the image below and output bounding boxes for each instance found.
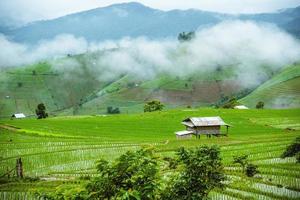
[195,126,220,135]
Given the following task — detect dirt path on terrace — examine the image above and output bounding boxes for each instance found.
[0,124,20,132]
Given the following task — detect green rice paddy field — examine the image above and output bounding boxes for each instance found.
[0,108,300,199]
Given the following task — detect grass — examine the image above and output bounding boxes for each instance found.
[0,108,300,199]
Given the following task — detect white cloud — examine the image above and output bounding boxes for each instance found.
[1,21,300,87]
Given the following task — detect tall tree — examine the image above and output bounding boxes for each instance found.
[162,146,225,200]
[35,103,48,119]
[178,31,195,42]
[144,100,164,112]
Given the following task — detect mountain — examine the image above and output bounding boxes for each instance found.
[7,2,223,43]
[6,2,300,44]
[240,64,300,108]
[0,57,245,117]
[1,52,299,117]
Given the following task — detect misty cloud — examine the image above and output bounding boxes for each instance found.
[0,34,88,68]
[1,20,300,87]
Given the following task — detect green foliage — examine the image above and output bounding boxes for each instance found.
[178,31,195,42]
[84,146,225,200]
[296,152,300,163]
[162,146,225,200]
[256,101,265,109]
[17,82,23,88]
[281,137,300,161]
[233,155,249,172]
[35,103,48,119]
[221,97,238,109]
[245,163,259,177]
[86,148,160,200]
[162,157,178,170]
[233,155,259,177]
[35,185,88,200]
[144,100,164,112]
[107,106,120,114]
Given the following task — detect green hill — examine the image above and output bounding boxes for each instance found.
[1,54,299,117]
[240,64,300,108]
[0,59,113,117]
[0,56,245,117]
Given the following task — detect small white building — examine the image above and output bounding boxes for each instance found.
[175,130,193,139]
[11,113,26,119]
[234,105,249,109]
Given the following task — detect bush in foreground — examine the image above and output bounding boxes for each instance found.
[39,146,225,200]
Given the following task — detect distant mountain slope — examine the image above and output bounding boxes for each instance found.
[0,60,112,117]
[8,2,223,43]
[0,55,246,117]
[240,64,300,108]
[6,2,300,43]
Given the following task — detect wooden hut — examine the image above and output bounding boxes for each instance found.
[175,116,230,139]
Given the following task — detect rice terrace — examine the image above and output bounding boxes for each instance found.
[1,1,300,200]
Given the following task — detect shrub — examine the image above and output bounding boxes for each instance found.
[86,148,160,200]
[233,155,259,177]
[162,146,225,199]
[107,106,120,114]
[281,137,300,162]
[35,103,48,119]
[222,97,238,109]
[233,155,248,172]
[245,164,259,177]
[144,100,164,112]
[256,101,264,109]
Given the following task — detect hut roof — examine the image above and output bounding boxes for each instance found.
[12,113,26,118]
[182,116,229,127]
[175,130,194,136]
[234,105,249,109]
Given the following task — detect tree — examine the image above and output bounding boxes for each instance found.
[233,155,248,172]
[233,155,259,177]
[37,146,227,199]
[281,137,300,163]
[222,97,238,109]
[256,101,264,109]
[162,146,225,200]
[86,148,160,200]
[178,31,195,42]
[35,103,48,119]
[144,100,164,112]
[107,106,120,114]
[245,163,259,177]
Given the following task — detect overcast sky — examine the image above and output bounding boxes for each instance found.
[1,0,300,26]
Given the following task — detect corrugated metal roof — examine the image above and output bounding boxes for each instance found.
[182,121,194,127]
[183,116,228,127]
[175,130,194,136]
